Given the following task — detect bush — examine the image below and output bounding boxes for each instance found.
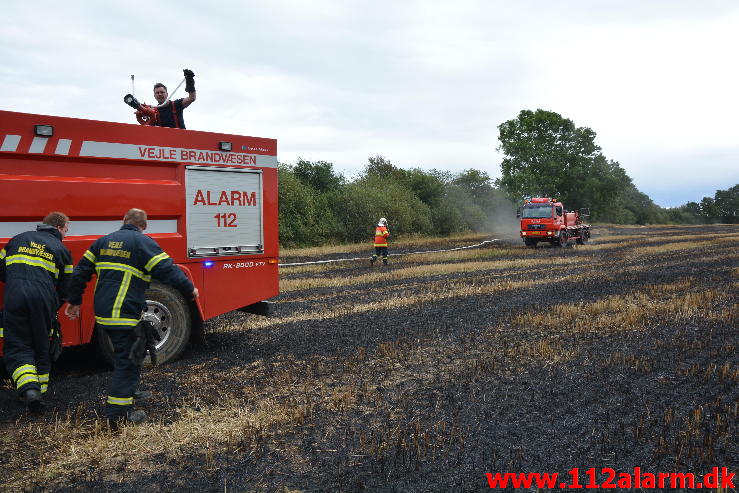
[278,165,332,247]
[337,175,433,243]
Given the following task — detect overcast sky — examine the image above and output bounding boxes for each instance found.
[2,1,737,207]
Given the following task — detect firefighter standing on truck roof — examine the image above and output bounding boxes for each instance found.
[152,69,196,129]
[65,208,199,427]
[1,212,73,412]
[371,217,390,266]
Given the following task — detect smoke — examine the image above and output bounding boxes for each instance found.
[484,198,520,242]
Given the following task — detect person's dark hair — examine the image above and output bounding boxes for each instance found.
[43,212,69,229]
[153,82,167,91]
[123,208,147,229]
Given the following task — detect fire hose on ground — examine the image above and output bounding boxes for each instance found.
[278,239,499,267]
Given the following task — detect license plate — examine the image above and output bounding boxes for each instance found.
[529,231,543,235]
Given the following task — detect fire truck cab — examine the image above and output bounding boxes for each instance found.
[0,110,279,364]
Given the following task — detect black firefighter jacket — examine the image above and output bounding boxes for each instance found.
[68,224,194,329]
[0,225,73,310]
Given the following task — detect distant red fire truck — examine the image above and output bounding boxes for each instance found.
[0,110,278,364]
[518,197,590,248]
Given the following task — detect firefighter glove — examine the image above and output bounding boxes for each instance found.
[143,320,158,366]
[49,317,63,362]
[128,329,146,367]
[183,69,195,93]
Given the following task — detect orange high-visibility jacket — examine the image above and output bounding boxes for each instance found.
[374,226,390,247]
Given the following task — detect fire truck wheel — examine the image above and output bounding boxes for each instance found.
[524,238,538,248]
[143,283,192,364]
[95,283,192,366]
[576,229,589,245]
[554,231,568,248]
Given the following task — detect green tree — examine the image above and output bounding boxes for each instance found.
[666,205,701,224]
[700,197,720,223]
[338,174,433,243]
[714,184,739,223]
[497,109,630,220]
[452,169,494,200]
[684,201,702,219]
[365,155,408,182]
[278,164,327,246]
[443,185,487,231]
[406,168,446,208]
[293,158,344,193]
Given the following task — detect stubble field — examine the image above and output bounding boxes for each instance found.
[1,224,737,492]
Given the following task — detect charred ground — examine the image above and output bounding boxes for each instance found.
[1,225,737,492]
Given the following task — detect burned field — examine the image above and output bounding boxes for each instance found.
[1,225,737,492]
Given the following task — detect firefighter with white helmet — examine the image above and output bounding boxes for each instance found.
[371,217,390,266]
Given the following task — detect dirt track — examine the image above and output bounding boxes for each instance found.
[1,225,737,492]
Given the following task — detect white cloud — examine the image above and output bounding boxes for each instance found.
[1,0,737,206]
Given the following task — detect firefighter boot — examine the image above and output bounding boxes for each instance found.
[126,409,147,424]
[107,409,147,431]
[22,389,45,413]
[133,390,152,403]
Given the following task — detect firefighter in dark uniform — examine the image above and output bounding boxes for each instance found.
[1,212,73,412]
[65,208,198,426]
[152,69,196,129]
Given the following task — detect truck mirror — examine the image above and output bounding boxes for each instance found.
[516,207,521,218]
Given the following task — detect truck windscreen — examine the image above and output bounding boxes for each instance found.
[522,206,552,219]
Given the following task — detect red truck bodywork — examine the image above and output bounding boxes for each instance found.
[0,110,278,361]
[518,197,590,248]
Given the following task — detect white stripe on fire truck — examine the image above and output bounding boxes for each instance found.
[79,141,278,168]
[55,139,72,155]
[29,137,49,153]
[1,135,21,152]
[0,220,177,239]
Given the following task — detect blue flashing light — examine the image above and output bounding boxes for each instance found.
[203,260,215,268]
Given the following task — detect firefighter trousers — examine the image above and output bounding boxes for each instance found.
[104,328,141,419]
[371,247,388,264]
[2,283,55,396]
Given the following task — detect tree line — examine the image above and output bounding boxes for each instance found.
[497,109,737,226]
[279,157,514,247]
[278,109,737,247]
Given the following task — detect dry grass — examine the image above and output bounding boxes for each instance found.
[3,395,320,487]
[1,224,736,491]
[281,255,586,292]
[280,233,490,258]
[587,232,738,251]
[242,276,553,332]
[512,280,734,336]
[281,244,529,276]
[18,270,730,491]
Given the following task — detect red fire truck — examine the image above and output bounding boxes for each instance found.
[518,197,590,248]
[0,110,279,364]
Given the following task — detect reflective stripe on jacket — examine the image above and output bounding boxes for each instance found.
[374,226,390,247]
[0,225,73,305]
[68,224,194,328]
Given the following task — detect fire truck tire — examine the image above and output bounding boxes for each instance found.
[524,238,538,248]
[576,228,590,245]
[95,283,192,366]
[554,231,568,248]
